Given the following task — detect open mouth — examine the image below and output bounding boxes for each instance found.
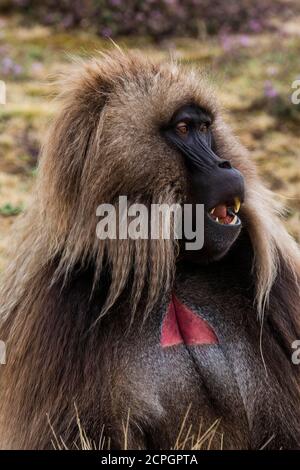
[208,197,241,226]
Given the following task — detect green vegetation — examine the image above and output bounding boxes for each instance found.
[0,202,23,216]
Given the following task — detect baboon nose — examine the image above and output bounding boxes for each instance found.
[218,159,232,170]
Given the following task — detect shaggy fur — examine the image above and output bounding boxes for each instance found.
[0,49,299,449]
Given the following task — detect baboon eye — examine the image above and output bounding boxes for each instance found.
[199,122,210,133]
[176,122,189,136]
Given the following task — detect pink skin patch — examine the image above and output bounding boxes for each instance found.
[161,295,218,348]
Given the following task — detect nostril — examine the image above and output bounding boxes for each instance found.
[218,160,232,169]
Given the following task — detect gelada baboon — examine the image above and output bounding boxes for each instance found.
[0,50,300,450]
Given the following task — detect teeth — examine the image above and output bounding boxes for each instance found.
[234,197,241,214]
[210,207,215,215]
[230,214,238,225]
[215,217,219,223]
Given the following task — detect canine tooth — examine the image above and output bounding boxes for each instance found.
[210,207,215,214]
[215,217,219,223]
[230,215,238,225]
[234,197,241,213]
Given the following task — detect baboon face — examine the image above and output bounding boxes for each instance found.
[98,94,245,264]
[162,103,245,263]
[100,96,245,263]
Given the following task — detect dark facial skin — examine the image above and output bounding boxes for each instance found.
[163,104,245,263]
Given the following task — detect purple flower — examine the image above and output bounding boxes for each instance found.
[44,14,55,25]
[136,13,145,22]
[249,19,262,33]
[220,34,233,52]
[13,64,23,76]
[264,81,278,99]
[1,57,14,75]
[151,10,163,19]
[1,57,23,77]
[61,14,74,29]
[239,35,250,47]
[101,27,113,37]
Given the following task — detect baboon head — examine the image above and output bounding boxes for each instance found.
[35,49,297,318]
[162,103,245,263]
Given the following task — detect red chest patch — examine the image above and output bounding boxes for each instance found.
[161,295,218,348]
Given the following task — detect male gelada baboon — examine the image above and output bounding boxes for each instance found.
[0,50,300,450]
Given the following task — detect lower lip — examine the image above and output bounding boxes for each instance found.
[207,212,241,226]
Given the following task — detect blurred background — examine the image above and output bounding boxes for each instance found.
[0,0,299,271]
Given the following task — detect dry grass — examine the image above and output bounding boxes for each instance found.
[47,404,276,450]
[0,15,299,271]
[48,404,224,450]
